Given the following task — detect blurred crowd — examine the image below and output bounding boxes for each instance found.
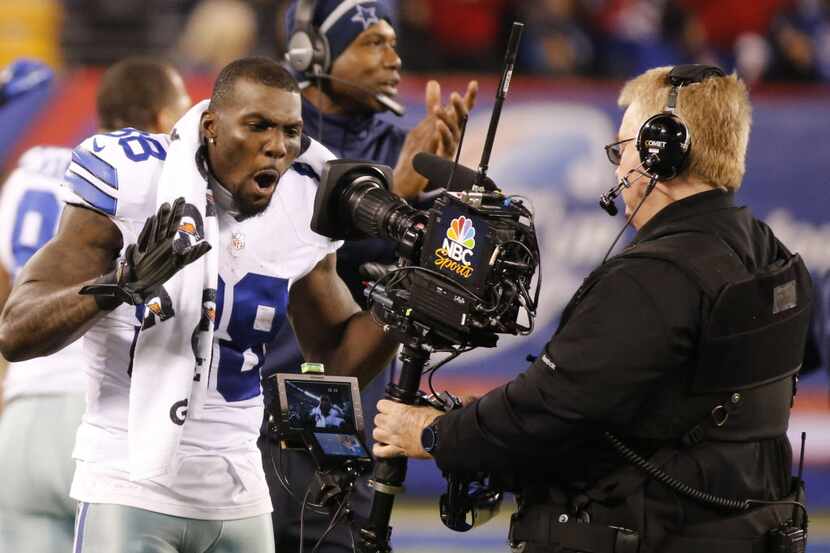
[2,0,830,84]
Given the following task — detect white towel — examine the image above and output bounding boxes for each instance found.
[127,100,219,481]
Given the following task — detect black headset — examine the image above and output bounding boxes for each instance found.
[635,64,726,181]
[286,0,331,77]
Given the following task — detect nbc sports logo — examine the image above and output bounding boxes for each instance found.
[442,216,476,265]
[447,216,476,249]
[434,216,477,279]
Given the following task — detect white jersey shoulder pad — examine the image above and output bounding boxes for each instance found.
[64,128,169,221]
[276,136,341,252]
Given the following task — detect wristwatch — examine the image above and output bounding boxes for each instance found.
[420,418,441,455]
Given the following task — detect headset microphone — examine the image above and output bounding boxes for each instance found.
[305,72,405,116]
[599,159,657,216]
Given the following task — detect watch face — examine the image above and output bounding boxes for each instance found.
[421,424,437,453]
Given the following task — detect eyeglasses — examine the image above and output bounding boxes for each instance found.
[604,137,635,166]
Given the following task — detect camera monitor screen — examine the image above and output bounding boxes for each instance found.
[314,431,369,458]
[275,374,365,442]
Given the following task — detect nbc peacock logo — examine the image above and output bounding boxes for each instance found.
[447,216,476,250]
[435,216,477,278]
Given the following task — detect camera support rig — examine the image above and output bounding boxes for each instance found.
[351,22,528,553]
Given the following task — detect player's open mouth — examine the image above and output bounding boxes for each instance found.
[253,169,279,189]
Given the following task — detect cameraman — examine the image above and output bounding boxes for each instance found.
[374,65,814,552]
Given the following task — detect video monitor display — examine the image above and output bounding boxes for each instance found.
[313,432,370,458]
[276,374,364,437]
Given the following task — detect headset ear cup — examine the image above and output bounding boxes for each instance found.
[636,113,691,181]
[310,29,331,75]
[286,0,330,77]
[287,29,314,73]
[286,28,330,76]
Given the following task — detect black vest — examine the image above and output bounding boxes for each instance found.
[558,222,812,446]
[509,219,814,553]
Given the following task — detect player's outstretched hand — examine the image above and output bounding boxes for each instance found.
[80,197,211,308]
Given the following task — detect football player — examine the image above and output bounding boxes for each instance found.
[0,57,398,553]
[0,57,191,553]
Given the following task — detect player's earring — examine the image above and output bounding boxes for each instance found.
[208,137,216,145]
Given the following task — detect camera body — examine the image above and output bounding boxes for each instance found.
[311,159,539,349]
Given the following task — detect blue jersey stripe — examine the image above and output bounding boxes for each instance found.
[291,162,320,182]
[73,502,89,553]
[66,170,117,215]
[72,148,118,189]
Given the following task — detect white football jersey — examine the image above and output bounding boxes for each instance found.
[0,146,86,403]
[63,128,341,520]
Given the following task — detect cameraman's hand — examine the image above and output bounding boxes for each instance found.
[392,80,478,200]
[373,399,442,459]
[80,197,211,308]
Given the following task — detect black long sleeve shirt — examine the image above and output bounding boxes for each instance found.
[431,189,793,495]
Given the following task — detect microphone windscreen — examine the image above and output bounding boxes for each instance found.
[412,152,495,192]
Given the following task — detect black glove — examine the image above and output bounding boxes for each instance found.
[80,197,211,310]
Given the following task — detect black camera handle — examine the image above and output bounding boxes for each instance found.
[355,342,430,553]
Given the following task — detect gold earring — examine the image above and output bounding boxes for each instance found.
[208,137,216,144]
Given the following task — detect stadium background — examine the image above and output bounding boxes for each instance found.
[1,1,829,551]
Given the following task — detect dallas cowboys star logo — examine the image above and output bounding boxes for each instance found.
[351,4,379,30]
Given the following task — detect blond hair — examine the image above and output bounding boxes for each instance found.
[618,67,752,190]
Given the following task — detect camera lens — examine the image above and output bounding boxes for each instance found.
[340,172,425,246]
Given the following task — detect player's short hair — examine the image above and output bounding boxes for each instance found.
[209,57,300,110]
[97,57,183,132]
[618,66,752,191]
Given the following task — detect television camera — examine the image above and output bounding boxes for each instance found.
[309,22,539,553]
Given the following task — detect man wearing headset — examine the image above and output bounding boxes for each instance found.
[259,1,477,551]
[373,65,814,552]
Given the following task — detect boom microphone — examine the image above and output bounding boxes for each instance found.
[598,161,656,216]
[413,152,496,192]
[308,72,406,117]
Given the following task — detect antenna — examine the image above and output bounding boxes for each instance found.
[477,21,524,186]
[793,431,807,526]
[445,114,468,191]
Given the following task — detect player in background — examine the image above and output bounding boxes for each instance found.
[0,57,191,553]
[309,394,346,428]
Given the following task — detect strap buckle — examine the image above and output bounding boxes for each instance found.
[610,526,640,553]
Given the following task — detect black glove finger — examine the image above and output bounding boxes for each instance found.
[137,214,156,253]
[122,244,138,283]
[166,197,186,240]
[179,241,212,267]
[154,202,172,245]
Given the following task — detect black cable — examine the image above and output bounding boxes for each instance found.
[311,497,349,553]
[604,432,809,518]
[299,482,313,553]
[315,75,324,146]
[746,499,809,528]
[601,175,656,264]
[425,347,470,403]
[267,439,329,516]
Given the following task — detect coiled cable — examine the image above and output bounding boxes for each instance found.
[604,431,808,523]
